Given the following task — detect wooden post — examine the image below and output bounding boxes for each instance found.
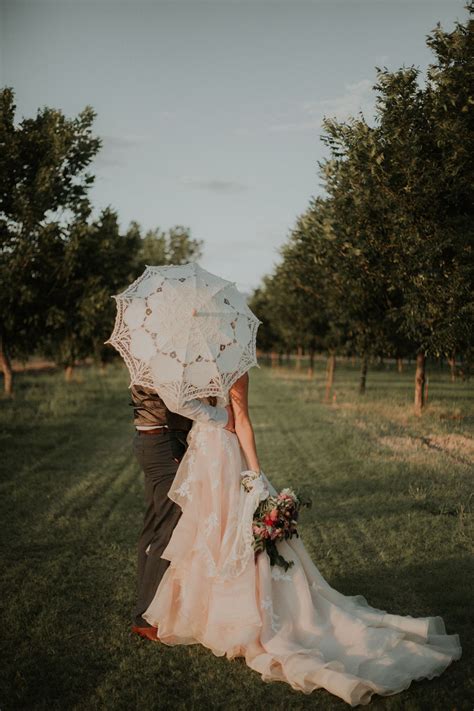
[296,345,303,370]
[0,330,13,396]
[324,353,336,402]
[359,354,368,395]
[448,352,456,382]
[308,348,315,378]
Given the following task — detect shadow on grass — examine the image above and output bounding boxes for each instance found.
[2,554,469,711]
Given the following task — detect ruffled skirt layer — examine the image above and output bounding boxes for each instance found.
[143,423,461,706]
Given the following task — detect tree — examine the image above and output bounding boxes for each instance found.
[0,87,101,393]
[42,208,141,377]
[371,3,474,412]
[313,106,433,396]
[281,201,349,397]
[306,2,473,411]
[255,2,474,414]
[134,225,203,272]
[248,279,283,359]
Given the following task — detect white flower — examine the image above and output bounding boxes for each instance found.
[280,487,297,499]
[204,512,218,537]
[260,595,281,632]
[174,478,192,500]
[271,567,292,582]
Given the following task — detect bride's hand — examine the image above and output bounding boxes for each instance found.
[240,470,270,499]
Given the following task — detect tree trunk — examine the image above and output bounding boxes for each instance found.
[414,351,426,416]
[270,351,278,368]
[397,356,403,374]
[307,348,315,378]
[0,330,13,396]
[359,354,368,395]
[448,352,456,382]
[65,364,74,382]
[324,353,336,402]
[295,345,303,370]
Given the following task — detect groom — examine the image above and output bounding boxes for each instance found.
[130,384,234,640]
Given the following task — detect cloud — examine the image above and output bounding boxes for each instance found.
[269,78,375,133]
[93,133,146,167]
[180,177,249,193]
[101,133,146,149]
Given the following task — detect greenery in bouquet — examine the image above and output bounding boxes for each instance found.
[252,488,312,571]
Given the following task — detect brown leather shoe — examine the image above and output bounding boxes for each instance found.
[131,625,160,642]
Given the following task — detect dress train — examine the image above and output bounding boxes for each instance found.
[143,419,462,707]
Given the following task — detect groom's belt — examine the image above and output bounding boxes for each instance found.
[137,427,188,436]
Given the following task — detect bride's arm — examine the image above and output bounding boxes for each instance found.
[159,391,234,431]
[229,372,260,473]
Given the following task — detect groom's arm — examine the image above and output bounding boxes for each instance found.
[159,391,232,429]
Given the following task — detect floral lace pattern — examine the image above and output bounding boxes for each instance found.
[204,513,218,537]
[271,567,292,582]
[261,596,281,633]
[174,478,193,501]
[106,263,261,404]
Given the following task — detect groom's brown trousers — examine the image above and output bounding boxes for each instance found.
[131,428,188,627]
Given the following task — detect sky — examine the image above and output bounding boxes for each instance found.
[1,0,467,292]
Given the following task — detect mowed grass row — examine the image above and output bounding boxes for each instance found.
[0,362,472,711]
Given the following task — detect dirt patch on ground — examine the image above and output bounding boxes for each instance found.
[379,434,474,465]
[12,359,57,372]
[11,358,95,373]
[380,436,421,453]
[427,434,474,460]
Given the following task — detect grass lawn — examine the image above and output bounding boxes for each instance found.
[0,360,472,710]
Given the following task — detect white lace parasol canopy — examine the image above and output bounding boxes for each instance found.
[105,262,262,406]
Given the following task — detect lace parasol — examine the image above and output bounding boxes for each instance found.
[105,262,261,406]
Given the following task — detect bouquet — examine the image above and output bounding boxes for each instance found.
[241,472,311,571]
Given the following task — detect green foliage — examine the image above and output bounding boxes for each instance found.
[0,87,102,363]
[41,208,142,367]
[253,3,474,372]
[0,88,205,382]
[135,224,203,272]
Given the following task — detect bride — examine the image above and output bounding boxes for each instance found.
[142,371,462,707]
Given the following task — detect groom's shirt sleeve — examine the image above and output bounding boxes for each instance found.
[159,392,229,428]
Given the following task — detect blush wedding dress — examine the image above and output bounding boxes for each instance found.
[142,394,462,707]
